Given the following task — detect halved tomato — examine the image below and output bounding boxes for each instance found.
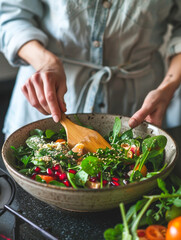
[145,225,167,240]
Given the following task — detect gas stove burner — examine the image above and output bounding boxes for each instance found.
[0,168,58,240]
[0,168,15,215]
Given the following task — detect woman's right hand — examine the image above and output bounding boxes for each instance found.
[19,40,67,122]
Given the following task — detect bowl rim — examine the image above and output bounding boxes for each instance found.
[1,113,179,193]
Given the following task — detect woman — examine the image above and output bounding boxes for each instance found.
[0,0,181,137]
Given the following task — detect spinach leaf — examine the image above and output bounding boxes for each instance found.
[11,146,32,160]
[120,129,133,140]
[26,135,45,150]
[112,117,121,143]
[49,180,65,187]
[30,129,44,136]
[45,129,56,139]
[148,152,164,171]
[20,155,31,167]
[75,170,88,187]
[81,156,102,177]
[142,135,167,159]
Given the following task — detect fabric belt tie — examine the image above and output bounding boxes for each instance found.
[60,55,152,113]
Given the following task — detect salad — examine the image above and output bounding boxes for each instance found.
[11,117,167,189]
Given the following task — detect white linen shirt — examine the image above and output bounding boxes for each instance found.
[0,0,181,136]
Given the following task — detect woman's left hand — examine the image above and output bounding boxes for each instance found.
[128,88,173,128]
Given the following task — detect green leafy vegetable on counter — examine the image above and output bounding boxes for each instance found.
[104,174,181,240]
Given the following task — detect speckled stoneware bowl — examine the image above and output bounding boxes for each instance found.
[1,114,178,212]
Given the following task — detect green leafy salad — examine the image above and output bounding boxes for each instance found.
[11,117,167,189]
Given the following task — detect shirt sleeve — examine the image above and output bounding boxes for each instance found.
[167,0,181,59]
[0,0,48,66]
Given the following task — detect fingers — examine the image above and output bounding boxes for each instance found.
[129,107,151,128]
[43,72,61,122]
[21,70,67,122]
[21,75,49,115]
[129,99,165,128]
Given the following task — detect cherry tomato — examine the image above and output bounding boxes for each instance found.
[145,225,167,240]
[166,216,181,240]
[165,205,181,222]
[135,164,147,177]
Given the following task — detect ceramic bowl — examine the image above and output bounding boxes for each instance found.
[1,114,178,212]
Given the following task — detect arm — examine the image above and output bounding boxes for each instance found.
[129,53,181,128]
[18,40,67,122]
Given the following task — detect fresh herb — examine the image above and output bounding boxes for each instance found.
[104,175,181,240]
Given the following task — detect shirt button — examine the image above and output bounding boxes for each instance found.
[103,1,112,9]
[93,41,100,48]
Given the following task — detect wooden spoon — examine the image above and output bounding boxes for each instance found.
[60,113,111,153]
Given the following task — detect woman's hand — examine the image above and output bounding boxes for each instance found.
[129,53,181,128]
[128,88,172,128]
[18,40,67,122]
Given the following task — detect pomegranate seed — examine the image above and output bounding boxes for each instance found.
[54,170,61,178]
[63,180,70,187]
[34,166,41,173]
[51,166,55,171]
[112,177,119,182]
[54,164,60,171]
[89,177,97,182]
[59,173,67,181]
[68,169,76,174]
[47,168,54,176]
[31,173,37,180]
[103,180,108,186]
[111,181,120,186]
